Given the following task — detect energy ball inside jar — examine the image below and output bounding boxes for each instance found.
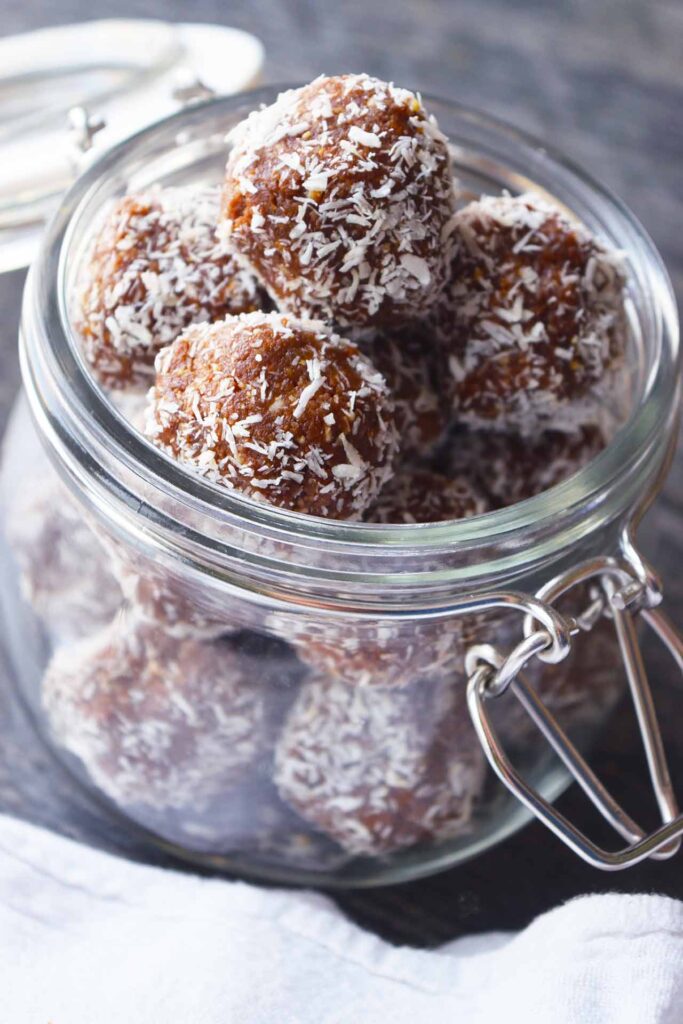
[110,552,239,640]
[441,425,606,508]
[280,469,488,680]
[367,466,490,524]
[74,185,263,388]
[221,74,456,329]
[145,311,398,519]
[434,193,627,434]
[4,470,122,643]
[42,621,268,813]
[366,329,450,459]
[274,673,485,856]
[276,609,466,688]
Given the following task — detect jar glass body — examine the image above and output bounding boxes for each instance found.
[0,92,678,886]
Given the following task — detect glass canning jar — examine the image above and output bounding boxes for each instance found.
[0,90,679,886]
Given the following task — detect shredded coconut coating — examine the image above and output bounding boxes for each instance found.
[42,622,268,812]
[74,185,264,388]
[108,541,264,642]
[273,607,466,688]
[440,425,606,508]
[4,471,122,642]
[274,673,485,856]
[366,466,489,524]
[110,553,238,640]
[145,311,398,519]
[433,192,628,435]
[221,74,456,329]
[364,328,450,459]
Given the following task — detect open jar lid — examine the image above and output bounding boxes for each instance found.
[0,18,264,274]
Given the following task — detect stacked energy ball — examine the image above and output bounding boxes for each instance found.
[12,75,629,863]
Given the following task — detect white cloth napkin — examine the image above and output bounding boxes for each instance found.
[1,813,682,1023]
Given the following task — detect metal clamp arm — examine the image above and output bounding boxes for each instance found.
[466,545,683,870]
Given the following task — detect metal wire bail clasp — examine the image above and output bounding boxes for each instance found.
[466,549,683,870]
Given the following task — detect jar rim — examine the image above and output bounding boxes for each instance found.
[21,87,681,598]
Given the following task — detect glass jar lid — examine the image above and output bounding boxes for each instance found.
[0,18,264,273]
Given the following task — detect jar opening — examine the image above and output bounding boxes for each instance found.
[21,89,680,600]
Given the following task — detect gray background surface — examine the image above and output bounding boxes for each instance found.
[0,0,682,944]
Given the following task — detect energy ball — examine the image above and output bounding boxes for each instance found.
[221,74,456,329]
[433,193,627,434]
[110,553,237,640]
[42,621,268,812]
[162,772,326,860]
[366,329,450,459]
[145,311,398,519]
[274,609,466,689]
[274,673,485,856]
[75,185,263,388]
[367,466,489,524]
[4,470,122,643]
[441,425,606,508]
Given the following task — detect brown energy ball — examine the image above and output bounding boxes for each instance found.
[110,554,237,640]
[145,311,398,519]
[367,466,490,524]
[42,621,269,812]
[365,329,450,459]
[274,673,485,856]
[74,185,263,388]
[164,771,329,859]
[433,193,627,434]
[274,610,466,689]
[221,74,456,329]
[110,539,284,641]
[440,425,606,508]
[4,470,122,643]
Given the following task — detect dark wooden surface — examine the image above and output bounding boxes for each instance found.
[1,0,682,947]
